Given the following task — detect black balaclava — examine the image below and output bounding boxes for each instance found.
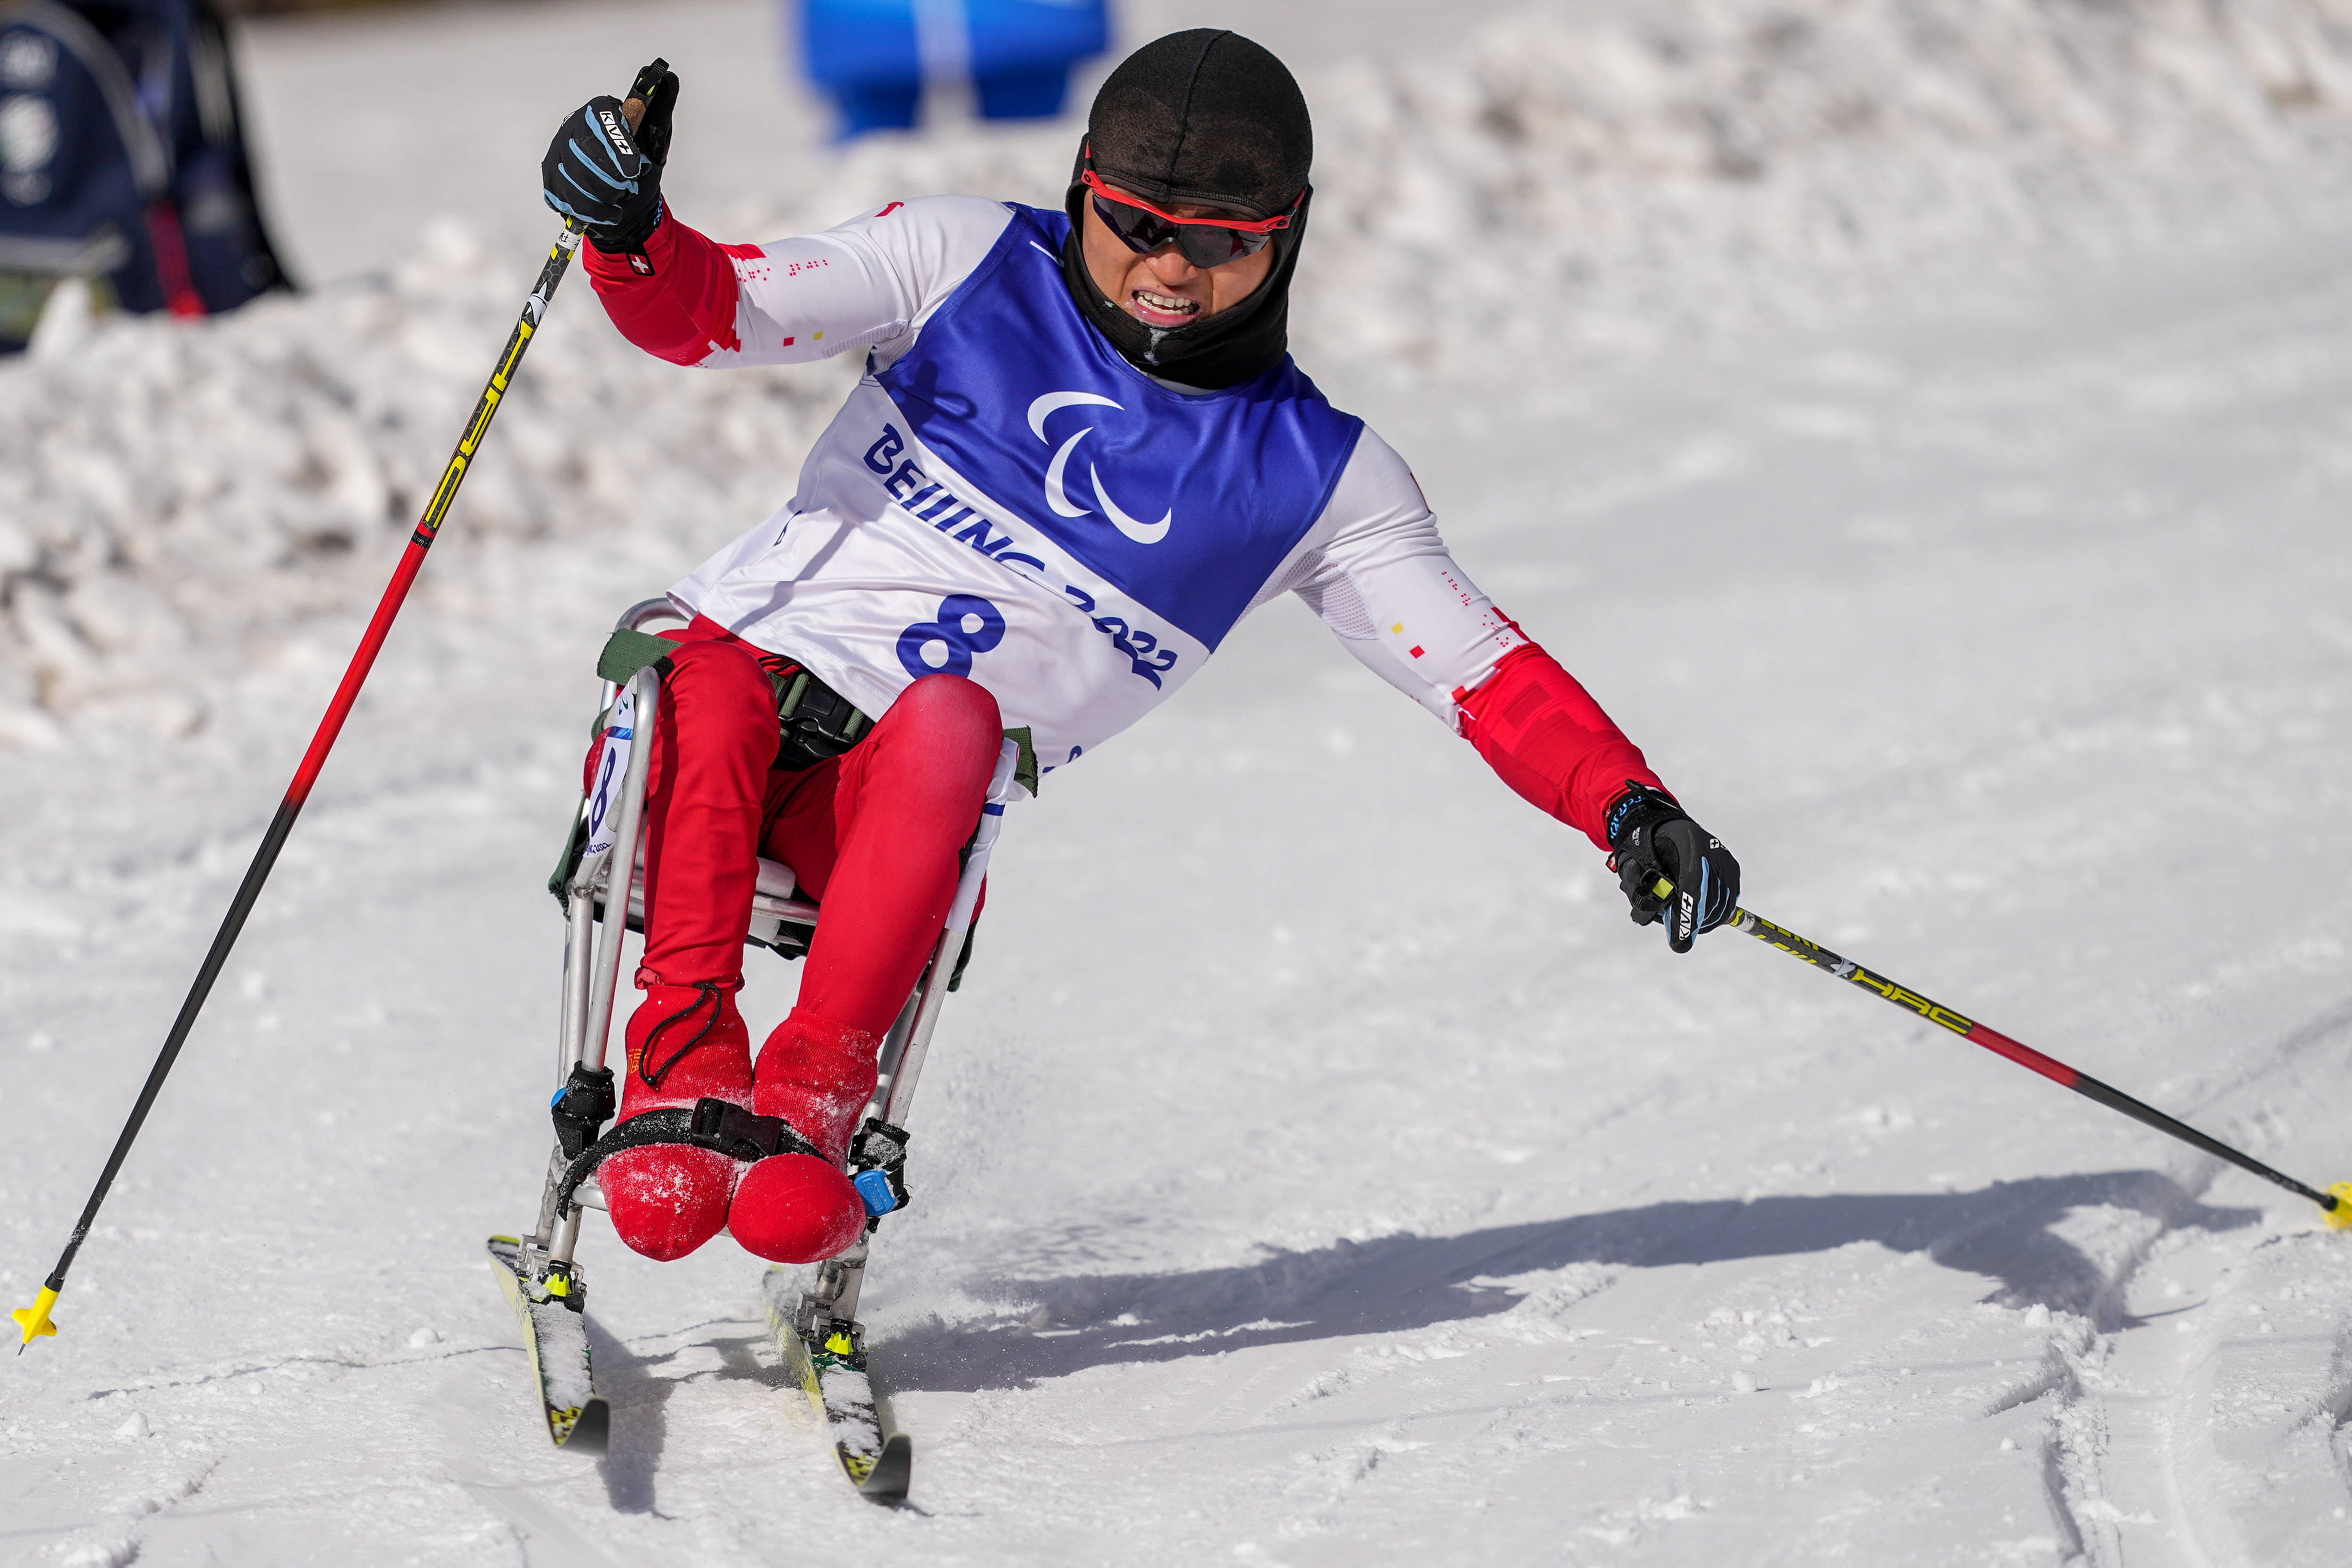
[1059,29,1313,391]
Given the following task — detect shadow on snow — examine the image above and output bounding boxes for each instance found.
[884,1169,2259,1393]
[585,1321,790,1514]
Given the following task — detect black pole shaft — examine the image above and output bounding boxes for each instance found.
[40,798,304,1292]
[1732,908,2338,1212]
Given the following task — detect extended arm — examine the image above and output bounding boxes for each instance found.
[1279,433,1740,945]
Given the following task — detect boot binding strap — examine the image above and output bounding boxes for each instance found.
[555,1097,823,1216]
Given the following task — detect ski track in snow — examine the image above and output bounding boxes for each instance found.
[8,1,2352,1563]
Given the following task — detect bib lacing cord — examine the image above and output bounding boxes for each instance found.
[638,979,724,1091]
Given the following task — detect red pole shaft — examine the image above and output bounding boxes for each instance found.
[1729,908,2337,1212]
[286,539,428,807]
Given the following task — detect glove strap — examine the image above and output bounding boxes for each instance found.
[1604,780,1682,852]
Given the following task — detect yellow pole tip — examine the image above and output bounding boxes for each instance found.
[2326,1183,2352,1230]
[12,1286,61,1348]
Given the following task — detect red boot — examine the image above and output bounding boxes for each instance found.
[728,1010,878,1263]
[602,981,753,1261]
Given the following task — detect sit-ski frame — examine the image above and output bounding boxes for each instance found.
[503,598,1009,1477]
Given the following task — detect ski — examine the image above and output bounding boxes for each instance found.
[761,1264,910,1500]
[487,1235,610,1452]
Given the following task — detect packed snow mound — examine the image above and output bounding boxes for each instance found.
[3,0,2351,731]
[1302,0,2352,369]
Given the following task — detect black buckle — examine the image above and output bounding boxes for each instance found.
[773,665,872,772]
[851,1117,909,1173]
[683,1097,821,1162]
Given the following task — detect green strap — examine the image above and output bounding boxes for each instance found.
[1001,726,1039,796]
[547,805,588,905]
[596,628,675,685]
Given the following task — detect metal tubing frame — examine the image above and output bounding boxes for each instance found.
[580,668,660,1082]
[882,799,1006,1127]
[536,665,660,1264]
[533,602,673,1247]
[868,990,922,1120]
[821,788,1011,1325]
[524,643,1019,1323]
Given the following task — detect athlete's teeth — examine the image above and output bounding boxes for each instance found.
[1136,290,1196,312]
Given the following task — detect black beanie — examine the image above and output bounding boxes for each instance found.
[1059,30,1313,390]
[1088,29,1311,220]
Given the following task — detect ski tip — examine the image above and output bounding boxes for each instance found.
[858,1433,913,1504]
[2325,1182,2352,1230]
[12,1286,60,1352]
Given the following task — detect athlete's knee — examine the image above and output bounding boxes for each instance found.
[867,675,1002,810]
[894,673,1002,753]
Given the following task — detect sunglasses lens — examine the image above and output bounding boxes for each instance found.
[1096,195,1171,253]
[1174,226,1248,267]
[1094,194,1274,269]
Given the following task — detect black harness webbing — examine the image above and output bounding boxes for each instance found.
[556,1097,823,1217]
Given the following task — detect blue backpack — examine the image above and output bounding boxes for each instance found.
[0,0,289,351]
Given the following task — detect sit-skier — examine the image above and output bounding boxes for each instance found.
[540,29,1742,1268]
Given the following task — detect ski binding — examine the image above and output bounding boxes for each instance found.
[488,1234,610,1452]
[761,1262,909,1500]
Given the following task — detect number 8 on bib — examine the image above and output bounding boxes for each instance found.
[897,595,1006,680]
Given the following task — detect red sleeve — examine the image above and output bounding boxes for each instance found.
[1457,644,1665,850]
[581,211,756,366]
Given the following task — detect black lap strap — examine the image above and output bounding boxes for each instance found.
[556,1096,824,1216]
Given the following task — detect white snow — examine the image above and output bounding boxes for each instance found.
[6,0,2352,1562]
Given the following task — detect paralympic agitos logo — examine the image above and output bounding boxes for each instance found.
[1026,393,1173,545]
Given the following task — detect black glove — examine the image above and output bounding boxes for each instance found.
[541,61,678,254]
[1605,782,1740,954]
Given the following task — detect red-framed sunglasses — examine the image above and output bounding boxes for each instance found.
[1081,148,1300,269]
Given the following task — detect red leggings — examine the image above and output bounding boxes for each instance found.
[606,619,1001,1036]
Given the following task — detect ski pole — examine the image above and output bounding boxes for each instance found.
[1715,902,2352,1226]
[10,70,663,1355]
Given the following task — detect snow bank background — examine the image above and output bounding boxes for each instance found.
[4,0,2352,732]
